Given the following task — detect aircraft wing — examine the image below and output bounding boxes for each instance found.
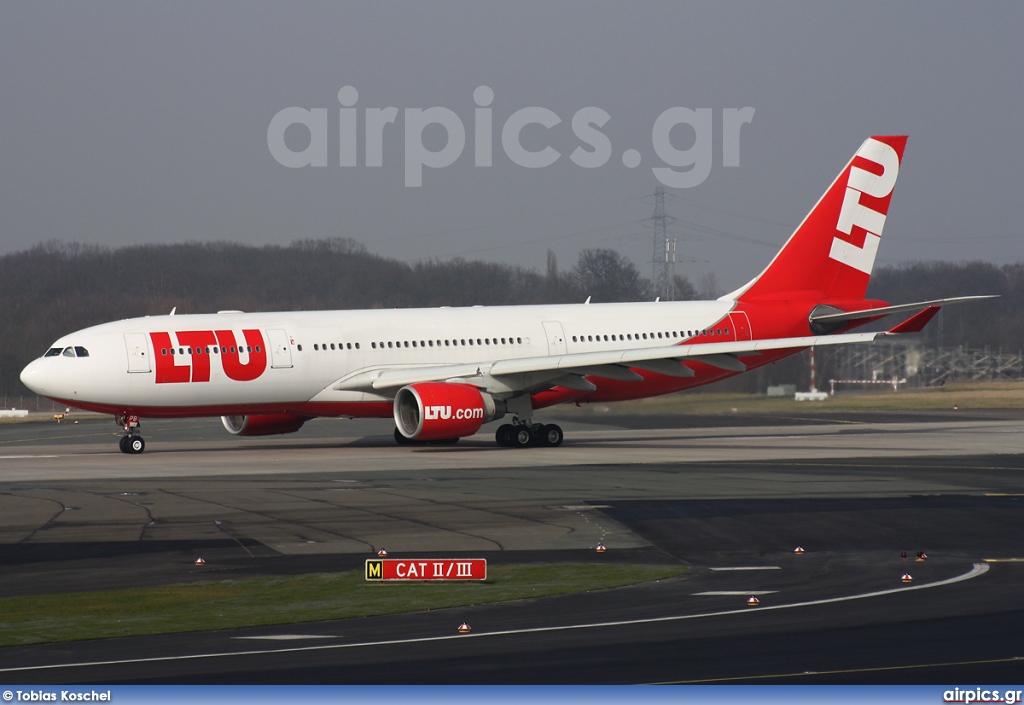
[334,330,887,396]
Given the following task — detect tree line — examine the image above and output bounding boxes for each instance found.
[0,238,1009,397]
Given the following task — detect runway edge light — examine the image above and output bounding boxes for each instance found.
[377,548,388,557]
[747,596,760,607]
[194,557,206,566]
[794,546,805,555]
[902,573,913,583]
[916,551,928,561]
[458,622,471,633]
[596,542,606,553]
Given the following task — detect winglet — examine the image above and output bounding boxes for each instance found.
[887,306,940,334]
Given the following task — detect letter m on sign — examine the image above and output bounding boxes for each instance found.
[365,560,383,581]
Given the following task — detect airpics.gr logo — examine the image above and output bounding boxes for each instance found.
[267,85,754,188]
[828,137,900,275]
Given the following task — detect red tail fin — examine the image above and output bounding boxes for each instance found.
[730,136,907,303]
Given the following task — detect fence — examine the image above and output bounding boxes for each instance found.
[829,343,1024,388]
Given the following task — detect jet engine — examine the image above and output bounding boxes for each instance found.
[221,413,310,437]
[394,382,505,441]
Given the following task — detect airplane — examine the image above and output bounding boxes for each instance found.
[19,135,992,454]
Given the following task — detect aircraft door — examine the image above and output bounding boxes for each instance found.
[542,321,567,355]
[266,329,293,369]
[729,311,752,341]
[124,333,151,373]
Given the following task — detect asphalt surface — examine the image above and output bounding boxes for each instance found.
[0,411,1023,683]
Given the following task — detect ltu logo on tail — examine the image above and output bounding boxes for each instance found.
[829,138,900,275]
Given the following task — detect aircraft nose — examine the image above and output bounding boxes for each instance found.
[20,358,48,395]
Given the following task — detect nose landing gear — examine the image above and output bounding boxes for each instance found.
[116,414,146,454]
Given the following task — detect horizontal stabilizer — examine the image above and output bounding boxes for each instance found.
[809,295,997,326]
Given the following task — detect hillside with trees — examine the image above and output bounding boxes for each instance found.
[0,238,1012,399]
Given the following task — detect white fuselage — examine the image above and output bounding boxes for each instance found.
[21,300,742,417]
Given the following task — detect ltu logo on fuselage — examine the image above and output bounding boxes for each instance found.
[829,138,899,275]
[151,329,267,384]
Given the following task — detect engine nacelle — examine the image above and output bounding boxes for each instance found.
[394,382,505,441]
[221,413,310,437]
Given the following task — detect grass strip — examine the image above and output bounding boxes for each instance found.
[0,563,685,646]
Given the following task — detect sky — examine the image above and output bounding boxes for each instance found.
[2,1,1022,294]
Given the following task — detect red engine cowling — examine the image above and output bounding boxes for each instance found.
[221,414,310,437]
[394,382,505,441]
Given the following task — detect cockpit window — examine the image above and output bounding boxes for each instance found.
[48,346,89,358]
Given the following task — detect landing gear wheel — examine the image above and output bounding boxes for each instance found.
[118,435,144,454]
[539,424,563,448]
[511,425,532,448]
[496,424,516,447]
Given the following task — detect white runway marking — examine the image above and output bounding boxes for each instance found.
[709,566,781,571]
[0,563,990,675]
[693,591,778,596]
[233,634,337,641]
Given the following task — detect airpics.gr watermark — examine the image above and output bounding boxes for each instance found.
[267,86,754,188]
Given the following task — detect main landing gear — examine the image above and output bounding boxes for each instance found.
[495,422,563,448]
[116,414,145,454]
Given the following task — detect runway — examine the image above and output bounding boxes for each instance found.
[0,410,1023,683]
